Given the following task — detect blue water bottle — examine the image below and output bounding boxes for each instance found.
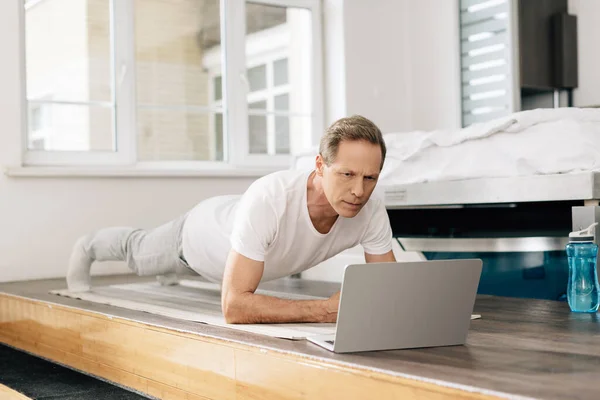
[566,222,600,313]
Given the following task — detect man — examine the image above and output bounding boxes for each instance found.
[67,115,396,324]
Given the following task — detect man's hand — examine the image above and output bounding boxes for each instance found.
[221,250,336,324]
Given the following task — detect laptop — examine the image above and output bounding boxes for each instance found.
[306,259,483,353]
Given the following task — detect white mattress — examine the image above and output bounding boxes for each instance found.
[380,108,600,186]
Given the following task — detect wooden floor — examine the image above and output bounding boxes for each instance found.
[1,275,600,400]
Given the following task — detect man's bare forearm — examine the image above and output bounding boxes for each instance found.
[223,292,336,324]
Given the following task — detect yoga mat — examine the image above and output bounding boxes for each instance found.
[51,280,481,340]
[51,280,336,340]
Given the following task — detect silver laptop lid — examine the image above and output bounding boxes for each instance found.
[334,259,482,353]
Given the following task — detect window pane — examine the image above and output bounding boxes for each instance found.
[275,116,289,154]
[135,0,221,106]
[25,0,112,103]
[137,110,219,161]
[135,0,223,161]
[215,113,224,161]
[214,76,223,101]
[30,105,43,131]
[249,115,268,154]
[248,100,267,154]
[275,94,289,152]
[246,3,312,115]
[246,2,313,156]
[274,94,289,111]
[273,58,288,86]
[246,3,287,35]
[250,100,267,110]
[24,0,114,152]
[275,115,310,155]
[247,65,267,92]
[27,103,113,151]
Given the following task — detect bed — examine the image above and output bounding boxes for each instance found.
[382,171,600,208]
[295,108,600,299]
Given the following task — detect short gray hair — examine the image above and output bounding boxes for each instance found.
[319,115,386,170]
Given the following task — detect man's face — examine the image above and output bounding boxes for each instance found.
[317,140,382,218]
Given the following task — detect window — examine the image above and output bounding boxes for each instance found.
[212,56,297,155]
[24,0,116,163]
[20,0,323,169]
[205,1,319,166]
[459,0,517,127]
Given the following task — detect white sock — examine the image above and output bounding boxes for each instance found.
[157,273,179,286]
[66,236,94,292]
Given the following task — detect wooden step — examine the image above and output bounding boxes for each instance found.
[0,289,495,400]
[0,384,32,400]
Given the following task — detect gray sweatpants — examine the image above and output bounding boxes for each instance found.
[79,213,193,277]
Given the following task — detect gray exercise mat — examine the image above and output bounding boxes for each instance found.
[50,280,336,340]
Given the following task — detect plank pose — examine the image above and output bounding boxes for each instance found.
[67,115,396,323]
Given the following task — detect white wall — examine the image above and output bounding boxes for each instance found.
[0,177,254,283]
[341,0,412,133]
[406,0,462,130]
[569,0,600,107]
[322,0,347,125]
[325,0,461,133]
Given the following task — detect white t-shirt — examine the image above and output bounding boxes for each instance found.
[181,169,393,283]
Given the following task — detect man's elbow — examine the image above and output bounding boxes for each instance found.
[222,293,245,324]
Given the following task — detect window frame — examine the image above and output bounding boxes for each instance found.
[221,0,324,168]
[15,0,324,170]
[21,0,134,167]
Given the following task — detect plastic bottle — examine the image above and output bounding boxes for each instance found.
[566,222,600,313]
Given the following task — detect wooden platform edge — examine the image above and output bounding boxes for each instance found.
[0,384,32,400]
[0,293,502,400]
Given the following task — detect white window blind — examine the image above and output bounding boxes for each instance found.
[460,0,517,126]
